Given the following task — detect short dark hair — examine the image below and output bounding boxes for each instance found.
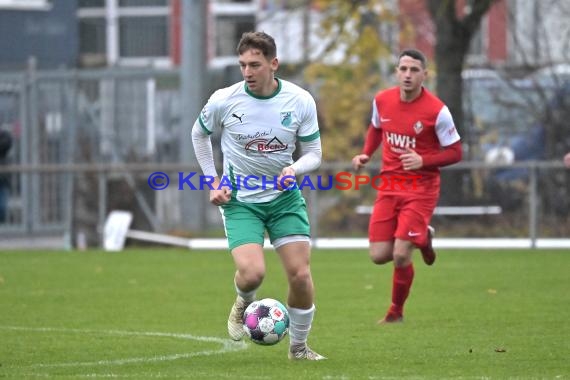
[398,49,427,68]
[236,31,277,60]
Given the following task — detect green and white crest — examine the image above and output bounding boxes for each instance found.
[280,111,292,127]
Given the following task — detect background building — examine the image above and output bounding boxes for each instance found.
[0,0,77,70]
[0,0,568,248]
[1,0,567,71]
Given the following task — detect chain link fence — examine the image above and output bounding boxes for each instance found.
[0,67,568,249]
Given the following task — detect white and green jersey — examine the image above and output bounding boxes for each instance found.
[196,78,320,203]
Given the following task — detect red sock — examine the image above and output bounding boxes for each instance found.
[390,264,414,315]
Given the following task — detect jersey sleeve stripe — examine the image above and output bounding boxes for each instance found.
[198,117,213,135]
[298,130,320,142]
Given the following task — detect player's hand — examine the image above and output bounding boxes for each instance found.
[209,178,231,206]
[400,147,423,170]
[276,166,297,191]
[352,154,370,171]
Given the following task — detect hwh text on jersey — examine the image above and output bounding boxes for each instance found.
[385,132,416,149]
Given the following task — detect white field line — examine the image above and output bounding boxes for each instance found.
[22,372,273,379]
[0,326,248,368]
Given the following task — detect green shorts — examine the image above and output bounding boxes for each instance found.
[220,190,311,250]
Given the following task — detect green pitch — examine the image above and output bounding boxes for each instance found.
[0,248,568,379]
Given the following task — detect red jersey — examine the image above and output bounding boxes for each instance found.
[369,86,460,196]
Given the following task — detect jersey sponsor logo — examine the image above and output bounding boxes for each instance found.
[385,131,416,149]
[236,130,272,141]
[245,136,288,153]
[281,111,293,127]
[413,121,423,134]
[231,113,244,123]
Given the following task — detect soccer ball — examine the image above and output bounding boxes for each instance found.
[243,298,289,345]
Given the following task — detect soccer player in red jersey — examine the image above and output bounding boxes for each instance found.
[351,49,462,323]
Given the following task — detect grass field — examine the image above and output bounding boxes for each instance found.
[0,248,568,379]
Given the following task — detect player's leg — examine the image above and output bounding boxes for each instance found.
[379,238,415,324]
[402,196,438,266]
[368,193,410,323]
[369,241,394,264]
[267,190,325,360]
[419,225,436,265]
[228,243,265,340]
[275,239,325,360]
[220,200,266,340]
[378,196,437,323]
[368,194,398,264]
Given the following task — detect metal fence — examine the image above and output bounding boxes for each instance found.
[1,160,569,250]
[0,67,569,250]
[0,67,182,247]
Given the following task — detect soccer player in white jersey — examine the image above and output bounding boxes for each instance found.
[191,31,325,360]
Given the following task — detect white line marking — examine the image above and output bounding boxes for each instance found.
[0,326,248,368]
[23,372,272,379]
[22,374,167,379]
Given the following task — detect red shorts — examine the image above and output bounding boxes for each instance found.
[368,192,438,246]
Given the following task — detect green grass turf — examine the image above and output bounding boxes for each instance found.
[0,248,568,379]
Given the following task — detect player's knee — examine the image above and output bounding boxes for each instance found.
[392,241,414,266]
[369,248,392,265]
[392,252,411,267]
[288,266,312,289]
[239,267,265,288]
[369,255,391,265]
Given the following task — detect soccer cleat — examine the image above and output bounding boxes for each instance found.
[227,295,252,341]
[377,311,404,324]
[420,225,436,266]
[288,343,327,361]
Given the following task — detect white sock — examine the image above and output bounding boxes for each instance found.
[235,282,256,302]
[288,304,315,346]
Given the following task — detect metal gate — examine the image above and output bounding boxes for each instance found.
[0,67,183,244]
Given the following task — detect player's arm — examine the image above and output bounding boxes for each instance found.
[278,93,322,189]
[362,123,382,157]
[353,98,383,171]
[293,94,322,175]
[352,123,382,171]
[191,119,231,205]
[277,138,322,190]
[191,120,217,178]
[291,138,322,174]
[400,142,462,171]
[421,140,462,168]
[423,105,462,168]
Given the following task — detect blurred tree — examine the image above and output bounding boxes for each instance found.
[495,2,570,228]
[296,1,395,233]
[504,0,570,162]
[424,1,499,206]
[426,0,499,148]
[304,0,394,161]
[302,0,500,160]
